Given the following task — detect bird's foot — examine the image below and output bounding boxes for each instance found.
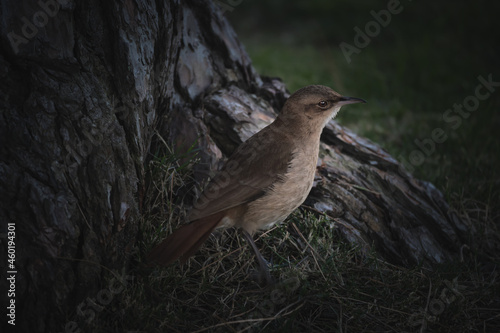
[249,266,274,286]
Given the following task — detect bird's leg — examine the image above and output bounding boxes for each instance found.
[241,230,273,285]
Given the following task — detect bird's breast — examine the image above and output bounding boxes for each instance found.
[240,145,319,234]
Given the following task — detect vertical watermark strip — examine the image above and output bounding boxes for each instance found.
[6,222,16,326]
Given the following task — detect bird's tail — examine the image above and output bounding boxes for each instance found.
[147,211,225,266]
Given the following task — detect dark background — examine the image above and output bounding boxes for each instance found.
[228,0,500,216]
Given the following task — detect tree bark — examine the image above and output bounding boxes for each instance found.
[0,0,468,332]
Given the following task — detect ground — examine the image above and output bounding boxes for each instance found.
[83,1,499,332]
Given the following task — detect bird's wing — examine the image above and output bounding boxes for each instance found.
[188,126,294,221]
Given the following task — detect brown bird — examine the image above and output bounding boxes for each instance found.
[147,85,365,282]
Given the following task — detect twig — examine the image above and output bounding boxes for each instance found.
[420,277,433,333]
[291,222,327,282]
[190,299,304,333]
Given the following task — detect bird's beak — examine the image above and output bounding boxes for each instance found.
[338,96,366,106]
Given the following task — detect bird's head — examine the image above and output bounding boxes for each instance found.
[279,85,366,132]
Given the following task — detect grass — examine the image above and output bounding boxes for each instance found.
[77,131,499,332]
[76,1,500,332]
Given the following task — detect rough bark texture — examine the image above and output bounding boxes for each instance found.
[0,0,468,332]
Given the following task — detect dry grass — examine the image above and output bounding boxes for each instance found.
[70,136,500,333]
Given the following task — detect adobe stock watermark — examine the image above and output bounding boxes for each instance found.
[58,274,134,333]
[5,222,17,326]
[339,0,410,64]
[398,74,499,174]
[408,277,466,331]
[7,0,69,54]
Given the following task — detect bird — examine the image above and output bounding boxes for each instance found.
[147,85,366,283]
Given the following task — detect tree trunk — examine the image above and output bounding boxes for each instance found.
[0,0,469,332]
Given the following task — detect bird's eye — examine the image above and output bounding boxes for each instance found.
[318,101,328,108]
